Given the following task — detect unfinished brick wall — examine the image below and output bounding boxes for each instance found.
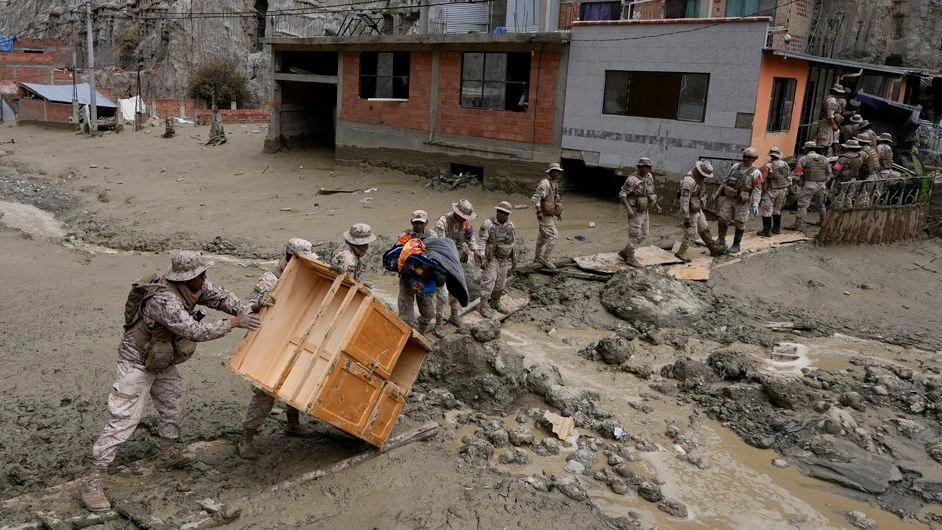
[17,98,73,123]
[435,50,559,145]
[340,51,431,131]
[152,98,201,118]
[558,1,579,29]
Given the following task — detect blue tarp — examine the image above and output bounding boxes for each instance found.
[1,100,13,120]
[20,82,117,108]
[0,36,14,52]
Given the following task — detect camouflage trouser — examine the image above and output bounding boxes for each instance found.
[92,361,185,469]
[243,386,300,432]
[626,210,649,250]
[718,197,750,227]
[535,216,558,260]
[436,285,460,323]
[397,275,434,330]
[681,211,708,245]
[797,181,827,218]
[856,180,876,208]
[759,187,788,217]
[480,258,511,301]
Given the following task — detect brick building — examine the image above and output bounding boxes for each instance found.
[265,33,569,179]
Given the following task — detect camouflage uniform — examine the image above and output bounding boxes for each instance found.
[816,94,842,151]
[434,210,481,326]
[877,142,894,172]
[676,163,725,259]
[478,211,516,313]
[789,148,832,228]
[618,173,656,250]
[92,269,249,470]
[397,226,435,332]
[833,146,864,209]
[531,176,562,266]
[331,244,362,280]
[759,158,790,217]
[718,162,762,226]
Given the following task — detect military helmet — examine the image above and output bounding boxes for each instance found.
[636,157,652,167]
[742,147,759,159]
[285,238,313,257]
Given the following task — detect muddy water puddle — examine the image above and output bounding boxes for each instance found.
[480,324,927,528]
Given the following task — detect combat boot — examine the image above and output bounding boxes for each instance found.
[716,222,729,246]
[771,214,782,235]
[785,216,803,231]
[728,229,745,254]
[81,467,111,513]
[237,429,258,460]
[158,437,198,468]
[478,299,494,318]
[673,243,692,263]
[448,301,465,327]
[756,217,772,237]
[619,247,642,268]
[699,230,726,256]
[490,289,510,314]
[285,408,305,437]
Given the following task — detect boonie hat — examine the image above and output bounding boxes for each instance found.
[830,84,847,93]
[496,201,513,214]
[742,147,759,158]
[165,250,214,282]
[693,160,713,178]
[849,114,864,124]
[802,141,819,151]
[452,199,477,220]
[285,238,314,256]
[411,209,429,223]
[636,157,652,167]
[343,223,377,245]
[842,139,862,150]
[877,132,895,145]
[769,147,782,158]
[545,162,564,174]
[854,134,872,144]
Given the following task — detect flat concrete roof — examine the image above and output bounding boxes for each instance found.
[572,16,773,27]
[265,32,570,51]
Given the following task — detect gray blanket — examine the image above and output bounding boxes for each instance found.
[422,237,469,306]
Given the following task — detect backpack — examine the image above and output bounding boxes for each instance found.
[123,272,164,330]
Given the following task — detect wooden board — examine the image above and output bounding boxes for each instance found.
[665,243,714,281]
[573,246,683,274]
[735,231,808,253]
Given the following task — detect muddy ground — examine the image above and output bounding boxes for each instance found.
[0,123,941,529]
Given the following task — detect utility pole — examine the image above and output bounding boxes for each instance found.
[71,51,79,124]
[85,0,98,133]
[135,54,143,131]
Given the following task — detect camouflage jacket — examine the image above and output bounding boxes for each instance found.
[331,244,362,280]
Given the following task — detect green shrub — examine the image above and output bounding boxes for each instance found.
[189,59,250,106]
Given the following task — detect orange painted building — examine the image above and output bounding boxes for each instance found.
[750,53,808,159]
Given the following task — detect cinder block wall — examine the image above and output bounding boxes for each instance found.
[562,20,768,173]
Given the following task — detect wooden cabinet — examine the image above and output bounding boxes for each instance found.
[228,255,430,447]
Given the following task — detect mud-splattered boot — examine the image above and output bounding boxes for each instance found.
[237,429,258,460]
[716,222,729,246]
[490,289,510,314]
[159,437,198,468]
[771,214,782,235]
[81,467,111,513]
[285,408,306,437]
[618,245,642,268]
[699,229,726,256]
[756,216,772,237]
[785,216,803,231]
[448,300,465,327]
[478,297,494,318]
[728,229,745,254]
[673,243,692,263]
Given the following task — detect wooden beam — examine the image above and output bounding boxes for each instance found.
[273,72,338,84]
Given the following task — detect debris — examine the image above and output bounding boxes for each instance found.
[205,112,227,146]
[175,177,185,182]
[316,187,358,195]
[363,187,378,193]
[512,203,529,210]
[613,427,626,441]
[543,411,575,440]
[88,164,98,168]
[279,208,292,212]
[425,172,479,192]
[588,222,596,228]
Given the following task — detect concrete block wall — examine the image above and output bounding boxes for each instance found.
[340,51,431,131]
[17,99,73,123]
[153,98,202,118]
[562,19,769,173]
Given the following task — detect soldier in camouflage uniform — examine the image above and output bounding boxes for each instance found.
[531,162,564,269]
[397,210,435,333]
[478,201,517,318]
[831,138,864,209]
[331,223,376,281]
[617,157,661,267]
[877,133,895,175]
[840,114,864,146]
[816,84,846,155]
[434,199,483,329]
[757,147,791,236]
[787,142,832,231]
[714,147,762,254]
[855,134,883,207]
[238,239,316,460]
[675,160,725,262]
[82,251,261,513]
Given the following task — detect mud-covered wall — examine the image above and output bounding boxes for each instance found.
[807,0,942,71]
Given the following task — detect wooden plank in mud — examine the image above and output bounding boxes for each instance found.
[573,246,683,274]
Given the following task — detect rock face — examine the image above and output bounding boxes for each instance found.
[601,269,710,328]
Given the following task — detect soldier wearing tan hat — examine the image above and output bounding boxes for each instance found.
[531,162,564,269]
[617,157,661,266]
[877,133,895,172]
[675,160,725,262]
[396,210,434,333]
[83,251,261,513]
[477,201,517,318]
[787,142,832,231]
[238,238,316,459]
[433,199,484,329]
[331,223,376,281]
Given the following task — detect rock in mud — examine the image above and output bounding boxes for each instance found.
[551,476,590,501]
[471,319,501,342]
[459,435,494,465]
[661,357,715,386]
[533,437,561,456]
[481,423,510,448]
[566,449,597,473]
[926,440,942,463]
[619,361,654,379]
[522,474,550,492]
[609,478,631,495]
[543,385,600,417]
[657,498,688,518]
[498,448,532,465]
[637,481,664,503]
[600,268,709,327]
[563,460,586,474]
[846,510,877,529]
[421,334,526,413]
[594,336,635,365]
[760,374,821,410]
[707,350,758,381]
[799,435,903,493]
[525,363,563,397]
[611,464,643,485]
[426,388,458,409]
[508,425,534,446]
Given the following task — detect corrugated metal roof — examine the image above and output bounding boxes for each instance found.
[443,4,489,34]
[20,82,117,108]
[770,49,928,76]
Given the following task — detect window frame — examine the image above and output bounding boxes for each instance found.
[766,77,797,132]
[579,1,622,21]
[725,0,777,18]
[358,51,411,100]
[602,70,710,123]
[459,51,531,112]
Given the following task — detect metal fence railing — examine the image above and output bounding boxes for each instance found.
[830,175,933,211]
